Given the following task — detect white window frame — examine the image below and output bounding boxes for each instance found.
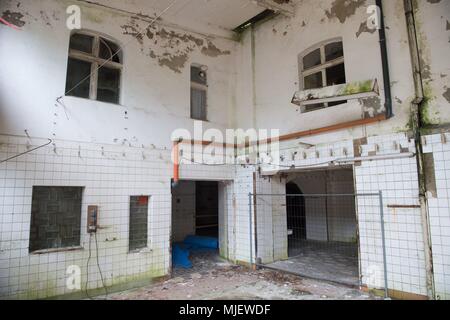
[298,38,346,112]
[190,64,208,121]
[67,30,123,103]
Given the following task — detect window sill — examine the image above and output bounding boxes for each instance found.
[128,247,153,254]
[292,79,379,107]
[64,95,122,108]
[30,246,84,255]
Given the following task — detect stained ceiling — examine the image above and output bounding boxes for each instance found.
[80,0,299,38]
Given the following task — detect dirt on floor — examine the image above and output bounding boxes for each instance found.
[106,252,379,300]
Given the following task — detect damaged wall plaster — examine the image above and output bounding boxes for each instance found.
[121,17,230,73]
[0,0,236,150]
[325,0,366,24]
[1,10,26,27]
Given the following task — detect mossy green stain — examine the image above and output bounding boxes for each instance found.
[341,80,373,95]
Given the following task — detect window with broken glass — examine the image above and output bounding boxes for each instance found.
[299,40,347,113]
[65,32,122,104]
[191,65,208,121]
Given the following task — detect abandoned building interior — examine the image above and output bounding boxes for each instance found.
[0,0,450,300]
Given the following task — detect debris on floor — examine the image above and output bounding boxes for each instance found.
[172,236,219,269]
[108,251,379,301]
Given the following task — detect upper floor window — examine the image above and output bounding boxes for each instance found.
[299,39,346,112]
[65,31,122,104]
[191,64,208,121]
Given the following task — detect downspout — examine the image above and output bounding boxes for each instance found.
[172,141,180,187]
[376,0,393,119]
[403,0,435,300]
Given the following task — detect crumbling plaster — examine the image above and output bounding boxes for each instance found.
[411,0,450,128]
[233,0,423,147]
[0,0,237,151]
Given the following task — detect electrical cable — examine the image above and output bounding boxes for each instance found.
[0,139,53,164]
[85,233,93,300]
[84,232,108,300]
[95,232,108,299]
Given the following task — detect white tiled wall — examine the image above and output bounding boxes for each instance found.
[422,133,450,300]
[256,132,430,297]
[2,131,449,300]
[0,135,173,299]
[354,133,427,296]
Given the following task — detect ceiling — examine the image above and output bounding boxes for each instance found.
[82,0,299,38]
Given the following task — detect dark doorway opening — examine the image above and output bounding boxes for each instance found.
[171,180,223,277]
[286,182,306,250]
[195,181,219,238]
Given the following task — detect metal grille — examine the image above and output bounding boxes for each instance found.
[249,192,388,297]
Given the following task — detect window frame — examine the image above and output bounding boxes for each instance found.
[298,38,346,112]
[29,186,84,254]
[190,64,208,121]
[128,195,150,253]
[66,30,123,103]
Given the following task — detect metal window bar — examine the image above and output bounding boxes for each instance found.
[248,192,388,299]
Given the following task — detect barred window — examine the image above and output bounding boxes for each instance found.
[29,187,83,252]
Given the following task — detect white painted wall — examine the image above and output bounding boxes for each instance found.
[290,169,357,243]
[0,0,237,150]
[234,0,422,142]
[1,0,449,300]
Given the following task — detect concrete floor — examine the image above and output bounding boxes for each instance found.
[267,240,359,286]
[106,251,376,300]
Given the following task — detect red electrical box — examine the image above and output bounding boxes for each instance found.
[87,205,98,233]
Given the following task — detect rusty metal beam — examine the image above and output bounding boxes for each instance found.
[255,0,295,17]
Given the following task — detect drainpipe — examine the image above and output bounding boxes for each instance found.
[404,0,435,300]
[172,141,180,187]
[376,0,393,119]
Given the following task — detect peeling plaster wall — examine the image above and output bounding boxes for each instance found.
[235,0,417,144]
[413,0,450,127]
[0,0,237,150]
[0,0,238,299]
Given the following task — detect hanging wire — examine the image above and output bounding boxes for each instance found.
[95,232,108,299]
[0,139,53,164]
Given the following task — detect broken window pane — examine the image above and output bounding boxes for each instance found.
[129,196,149,252]
[97,66,120,104]
[304,72,323,90]
[191,88,207,121]
[29,187,82,252]
[65,58,92,99]
[191,65,207,85]
[303,48,321,70]
[326,63,346,86]
[99,38,121,63]
[69,33,94,53]
[304,103,325,112]
[325,41,344,62]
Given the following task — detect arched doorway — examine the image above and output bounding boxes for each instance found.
[286,182,306,256]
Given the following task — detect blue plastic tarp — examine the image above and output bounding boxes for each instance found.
[172,236,219,269]
[183,235,219,250]
[172,243,192,269]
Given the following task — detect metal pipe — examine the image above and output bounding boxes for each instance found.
[334,152,415,164]
[248,193,253,267]
[172,141,180,187]
[376,0,393,119]
[261,152,416,176]
[378,190,389,299]
[404,0,435,299]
